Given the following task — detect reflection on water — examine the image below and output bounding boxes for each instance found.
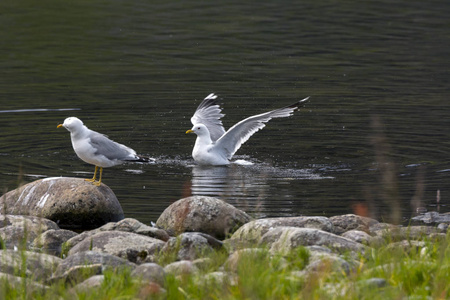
[190,161,334,218]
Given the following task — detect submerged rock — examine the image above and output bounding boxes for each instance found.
[156,196,251,239]
[0,177,124,230]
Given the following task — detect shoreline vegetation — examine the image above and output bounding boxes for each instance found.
[0,184,449,299]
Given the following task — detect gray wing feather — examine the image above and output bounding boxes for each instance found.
[191,93,226,142]
[88,131,138,161]
[214,97,309,159]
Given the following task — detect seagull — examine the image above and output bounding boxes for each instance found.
[57,117,151,186]
[186,93,309,165]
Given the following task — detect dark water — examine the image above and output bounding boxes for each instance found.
[1,0,449,225]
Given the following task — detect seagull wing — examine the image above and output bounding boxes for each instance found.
[191,93,226,142]
[214,97,309,159]
[88,131,138,161]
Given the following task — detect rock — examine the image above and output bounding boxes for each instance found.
[32,229,78,257]
[131,263,166,287]
[0,272,48,293]
[162,232,223,261]
[164,260,199,276]
[329,214,379,235]
[0,215,60,250]
[0,250,62,282]
[228,216,334,245]
[112,218,170,241]
[51,264,103,285]
[52,251,136,281]
[138,282,166,298]
[372,225,444,241]
[341,230,373,244]
[67,231,165,264]
[260,227,367,255]
[192,258,214,271]
[411,211,450,225]
[224,248,268,273]
[72,275,105,291]
[156,196,251,239]
[307,252,355,275]
[64,218,169,251]
[203,271,238,286]
[0,177,124,230]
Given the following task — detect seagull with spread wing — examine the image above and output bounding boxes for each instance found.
[186,93,309,165]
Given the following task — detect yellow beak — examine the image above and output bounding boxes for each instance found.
[186,129,194,134]
[57,124,63,128]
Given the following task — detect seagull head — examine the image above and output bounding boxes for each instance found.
[186,124,211,138]
[57,117,84,133]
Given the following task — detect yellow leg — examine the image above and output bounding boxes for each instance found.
[85,166,98,182]
[94,167,103,186]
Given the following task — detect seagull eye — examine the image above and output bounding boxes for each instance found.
[197,127,200,130]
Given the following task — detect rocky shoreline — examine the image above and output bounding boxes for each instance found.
[0,178,449,295]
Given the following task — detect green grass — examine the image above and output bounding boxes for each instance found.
[1,232,449,299]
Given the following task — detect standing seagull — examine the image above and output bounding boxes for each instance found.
[58,117,150,186]
[186,93,309,165]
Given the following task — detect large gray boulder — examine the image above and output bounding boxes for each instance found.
[229,216,334,244]
[67,231,166,263]
[260,227,367,254]
[0,177,124,230]
[156,196,252,239]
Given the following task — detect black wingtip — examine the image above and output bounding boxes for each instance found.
[196,93,223,110]
[136,156,156,163]
[286,96,310,111]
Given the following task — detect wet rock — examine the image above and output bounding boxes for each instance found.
[0,177,124,230]
[229,216,334,245]
[0,250,62,282]
[67,231,165,263]
[411,211,450,225]
[162,232,223,261]
[0,215,60,250]
[32,229,78,257]
[329,214,379,235]
[52,251,136,281]
[131,263,166,287]
[260,227,367,255]
[164,260,199,276]
[156,196,251,239]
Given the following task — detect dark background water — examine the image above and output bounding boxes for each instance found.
[1,0,449,225]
